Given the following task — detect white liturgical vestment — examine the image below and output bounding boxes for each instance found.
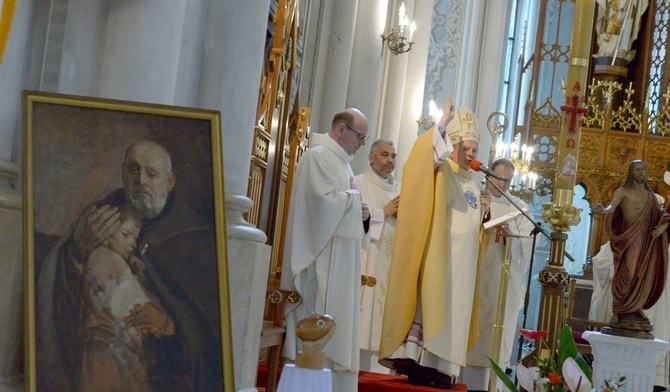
[355,168,400,354]
[589,242,614,323]
[380,126,485,378]
[281,132,363,383]
[467,192,534,369]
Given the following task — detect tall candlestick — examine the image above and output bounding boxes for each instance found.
[554,0,595,206]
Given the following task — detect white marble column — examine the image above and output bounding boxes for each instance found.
[224,196,271,392]
[378,0,432,182]
[347,0,387,124]
[315,0,358,134]
[298,0,334,132]
[453,1,485,109]
[473,0,511,164]
[198,1,272,391]
[346,0,385,174]
[0,163,23,392]
[0,0,35,390]
[0,0,33,162]
[95,0,188,103]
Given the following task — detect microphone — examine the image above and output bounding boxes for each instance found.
[470,160,508,181]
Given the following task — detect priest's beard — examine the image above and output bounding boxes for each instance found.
[125,185,168,219]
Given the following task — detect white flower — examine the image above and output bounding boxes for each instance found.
[516,364,540,391]
[562,357,592,392]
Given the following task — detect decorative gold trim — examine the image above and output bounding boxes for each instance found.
[538,269,570,286]
[570,57,588,67]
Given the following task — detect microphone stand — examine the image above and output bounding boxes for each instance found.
[517,224,541,366]
[483,176,574,263]
[482,175,575,375]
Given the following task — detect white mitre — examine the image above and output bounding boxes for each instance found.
[446,106,480,145]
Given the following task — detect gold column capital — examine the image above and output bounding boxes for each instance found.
[541,204,582,232]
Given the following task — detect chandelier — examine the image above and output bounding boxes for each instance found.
[488,112,538,203]
[380,2,416,55]
[495,133,538,203]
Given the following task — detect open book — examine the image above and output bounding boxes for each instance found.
[483,207,530,230]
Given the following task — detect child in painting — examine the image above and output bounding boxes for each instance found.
[79,208,172,392]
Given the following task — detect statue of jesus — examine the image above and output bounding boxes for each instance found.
[593,160,669,339]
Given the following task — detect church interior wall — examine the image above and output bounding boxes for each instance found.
[0,0,527,390]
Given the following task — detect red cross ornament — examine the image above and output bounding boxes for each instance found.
[560,94,588,134]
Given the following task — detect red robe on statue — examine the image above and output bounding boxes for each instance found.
[606,194,668,315]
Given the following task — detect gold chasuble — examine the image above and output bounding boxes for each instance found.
[379,127,487,369]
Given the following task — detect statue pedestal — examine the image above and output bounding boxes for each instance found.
[592,57,628,112]
[276,364,332,392]
[583,331,670,391]
[593,57,628,81]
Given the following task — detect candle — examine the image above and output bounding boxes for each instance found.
[428,99,442,125]
[529,172,537,189]
[607,82,613,105]
[399,3,407,29]
[409,20,416,41]
[496,141,506,158]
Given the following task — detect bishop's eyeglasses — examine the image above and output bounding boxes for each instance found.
[345,123,370,141]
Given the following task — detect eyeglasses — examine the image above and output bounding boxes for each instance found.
[345,124,370,141]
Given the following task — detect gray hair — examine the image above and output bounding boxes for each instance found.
[491,157,515,172]
[369,138,394,154]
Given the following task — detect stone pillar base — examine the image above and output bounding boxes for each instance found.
[225,193,272,391]
[584,331,670,392]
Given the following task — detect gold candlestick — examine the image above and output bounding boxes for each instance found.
[538,0,595,356]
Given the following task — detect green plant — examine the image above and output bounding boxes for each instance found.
[488,325,593,392]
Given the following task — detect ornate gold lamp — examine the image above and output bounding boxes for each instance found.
[380,2,416,55]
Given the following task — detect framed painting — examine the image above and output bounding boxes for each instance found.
[23,91,234,391]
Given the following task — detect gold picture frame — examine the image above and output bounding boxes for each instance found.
[23,91,234,391]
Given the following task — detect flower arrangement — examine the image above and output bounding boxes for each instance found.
[488,325,593,392]
[594,376,626,392]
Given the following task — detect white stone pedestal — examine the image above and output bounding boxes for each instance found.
[583,331,670,392]
[276,364,332,392]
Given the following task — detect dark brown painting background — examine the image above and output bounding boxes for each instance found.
[32,102,215,237]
